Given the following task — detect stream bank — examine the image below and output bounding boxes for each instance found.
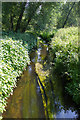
[2,41,79,119]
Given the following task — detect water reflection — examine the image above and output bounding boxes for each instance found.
[2,51,45,118]
[28,65,32,72]
[56,109,78,118]
[2,42,79,119]
[37,47,41,62]
[35,42,79,119]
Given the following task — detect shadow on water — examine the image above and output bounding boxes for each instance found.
[2,41,80,119]
[35,42,80,119]
[2,48,45,118]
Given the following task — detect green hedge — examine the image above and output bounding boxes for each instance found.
[51,27,80,104]
[0,38,30,117]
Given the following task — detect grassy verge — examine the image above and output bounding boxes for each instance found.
[51,27,80,104]
[0,38,30,118]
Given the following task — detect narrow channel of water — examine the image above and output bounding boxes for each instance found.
[2,45,45,118]
[2,42,79,119]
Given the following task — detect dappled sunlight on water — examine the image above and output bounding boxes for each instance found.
[2,50,45,118]
[2,42,79,119]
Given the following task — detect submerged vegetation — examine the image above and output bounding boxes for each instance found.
[35,63,49,82]
[0,39,30,116]
[35,31,80,118]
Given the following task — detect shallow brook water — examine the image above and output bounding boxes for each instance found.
[2,42,79,119]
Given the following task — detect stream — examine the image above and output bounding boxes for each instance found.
[2,42,79,119]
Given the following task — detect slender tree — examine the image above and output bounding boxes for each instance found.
[21,2,44,32]
[62,2,75,28]
[15,2,26,32]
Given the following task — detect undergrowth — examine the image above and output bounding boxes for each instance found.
[2,31,37,51]
[0,38,30,118]
[51,27,80,104]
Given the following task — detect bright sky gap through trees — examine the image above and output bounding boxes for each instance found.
[0,0,79,2]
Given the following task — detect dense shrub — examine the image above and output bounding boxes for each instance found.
[2,31,37,51]
[51,27,80,104]
[38,29,57,43]
[0,39,30,117]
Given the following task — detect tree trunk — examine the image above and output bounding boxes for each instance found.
[22,3,41,33]
[62,2,75,28]
[15,2,26,32]
[10,15,13,31]
[21,18,32,33]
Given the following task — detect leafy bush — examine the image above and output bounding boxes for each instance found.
[51,27,80,104]
[0,38,30,116]
[38,29,57,43]
[2,31,37,51]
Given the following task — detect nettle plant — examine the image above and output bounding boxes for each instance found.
[0,38,30,115]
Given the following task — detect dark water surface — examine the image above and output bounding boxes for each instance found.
[2,42,79,119]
